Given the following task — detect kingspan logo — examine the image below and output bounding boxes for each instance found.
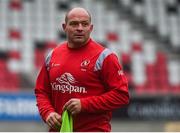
[51,73,87,94]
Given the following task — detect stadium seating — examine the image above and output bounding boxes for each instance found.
[0,0,179,96]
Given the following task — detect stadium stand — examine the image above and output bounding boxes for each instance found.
[0,0,180,95]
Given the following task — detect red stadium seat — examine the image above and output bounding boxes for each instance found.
[9,0,22,10]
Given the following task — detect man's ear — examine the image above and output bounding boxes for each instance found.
[62,23,66,31]
[90,24,93,32]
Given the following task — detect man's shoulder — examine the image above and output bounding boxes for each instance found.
[45,41,67,60]
[90,39,115,57]
[53,41,67,52]
[57,41,67,48]
[90,39,106,51]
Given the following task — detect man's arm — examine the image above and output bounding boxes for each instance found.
[35,64,62,129]
[80,53,129,113]
[35,64,55,121]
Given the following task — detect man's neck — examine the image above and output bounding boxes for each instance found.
[67,39,90,49]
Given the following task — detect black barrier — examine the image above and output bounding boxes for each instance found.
[113,96,180,120]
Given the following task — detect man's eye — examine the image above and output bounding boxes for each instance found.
[82,22,89,26]
[70,22,79,26]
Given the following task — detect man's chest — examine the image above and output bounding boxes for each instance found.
[48,52,100,84]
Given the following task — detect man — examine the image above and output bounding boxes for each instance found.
[35,7,129,132]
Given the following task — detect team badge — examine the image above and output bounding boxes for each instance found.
[81,59,90,67]
[80,59,90,71]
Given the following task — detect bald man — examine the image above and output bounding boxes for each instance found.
[35,7,129,132]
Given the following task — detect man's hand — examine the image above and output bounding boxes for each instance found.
[63,98,81,115]
[46,112,61,130]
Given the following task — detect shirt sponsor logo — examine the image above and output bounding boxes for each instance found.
[51,73,87,94]
[51,63,60,67]
[118,70,124,76]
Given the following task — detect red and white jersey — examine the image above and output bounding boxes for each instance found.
[35,39,129,132]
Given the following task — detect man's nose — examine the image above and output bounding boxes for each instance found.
[77,24,83,31]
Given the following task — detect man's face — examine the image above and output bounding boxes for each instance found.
[63,10,93,47]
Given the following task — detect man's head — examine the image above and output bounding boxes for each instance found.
[62,7,93,48]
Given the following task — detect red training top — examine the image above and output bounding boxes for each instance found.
[35,39,129,132]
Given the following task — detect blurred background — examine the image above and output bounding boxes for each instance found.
[0,0,180,131]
